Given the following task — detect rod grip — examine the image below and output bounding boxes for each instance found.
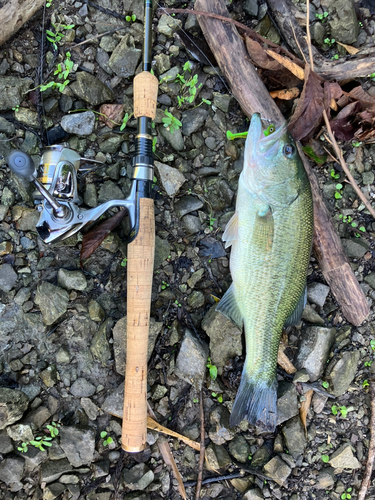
[122,197,155,452]
[133,71,159,119]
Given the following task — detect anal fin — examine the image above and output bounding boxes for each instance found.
[284,284,307,328]
[222,211,239,249]
[216,284,243,330]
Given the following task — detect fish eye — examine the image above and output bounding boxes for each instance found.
[283,144,295,157]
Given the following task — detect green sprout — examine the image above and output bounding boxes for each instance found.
[331,54,339,60]
[161,280,169,290]
[120,112,132,131]
[41,52,74,93]
[211,392,223,403]
[330,169,340,180]
[352,141,362,147]
[365,361,373,367]
[174,300,182,307]
[324,38,336,47]
[341,487,352,499]
[315,11,328,21]
[46,422,60,438]
[46,23,75,50]
[363,379,369,388]
[322,381,329,389]
[206,357,217,381]
[29,436,53,451]
[370,339,375,351]
[152,136,157,153]
[334,183,343,199]
[321,454,330,463]
[125,14,136,22]
[12,105,20,112]
[120,258,127,267]
[17,442,28,453]
[100,431,113,447]
[162,110,182,132]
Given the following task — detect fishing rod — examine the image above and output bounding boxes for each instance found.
[6,0,158,453]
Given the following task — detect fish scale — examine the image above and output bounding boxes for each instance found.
[216,113,314,431]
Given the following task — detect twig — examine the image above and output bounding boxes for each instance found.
[358,373,375,500]
[289,20,308,65]
[195,389,205,500]
[305,0,314,72]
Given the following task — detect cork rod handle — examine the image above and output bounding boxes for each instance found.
[122,198,155,452]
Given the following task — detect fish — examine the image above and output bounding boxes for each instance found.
[216,113,314,431]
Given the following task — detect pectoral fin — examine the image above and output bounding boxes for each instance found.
[222,211,239,249]
[216,284,243,330]
[284,285,307,327]
[251,207,274,252]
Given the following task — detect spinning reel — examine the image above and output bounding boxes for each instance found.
[7,144,152,244]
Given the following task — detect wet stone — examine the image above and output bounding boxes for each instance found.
[34,282,69,325]
[0,76,32,110]
[301,303,325,325]
[84,183,98,208]
[0,430,13,454]
[251,446,271,467]
[153,235,171,269]
[43,482,65,500]
[57,268,87,291]
[263,456,291,486]
[187,290,205,308]
[159,125,185,152]
[0,457,24,491]
[88,300,105,322]
[41,458,73,483]
[205,443,232,470]
[40,365,58,387]
[282,416,307,460]
[316,468,336,489]
[70,72,115,106]
[70,378,96,398]
[98,180,124,202]
[182,215,202,234]
[7,423,34,442]
[175,328,209,390]
[155,161,186,196]
[295,326,336,382]
[108,34,141,78]
[341,238,369,259]
[0,263,18,292]
[277,382,299,425]
[174,196,204,218]
[243,488,264,500]
[122,463,154,491]
[157,14,182,36]
[61,111,96,136]
[0,388,29,430]
[228,435,250,463]
[59,426,95,467]
[329,0,359,44]
[327,350,361,396]
[181,108,208,136]
[209,406,235,445]
[80,398,99,420]
[154,53,171,74]
[312,392,328,414]
[56,346,70,364]
[90,318,112,366]
[328,443,361,469]
[307,282,330,308]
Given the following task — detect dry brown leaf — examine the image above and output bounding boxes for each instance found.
[269,87,300,100]
[99,104,124,128]
[336,41,359,55]
[266,50,305,80]
[246,37,284,72]
[277,344,296,374]
[147,416,200,451]
[158,436,187,500]
[300,389,313,435]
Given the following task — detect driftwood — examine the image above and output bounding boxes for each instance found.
[195,0,369,326]
[0,0,44,47]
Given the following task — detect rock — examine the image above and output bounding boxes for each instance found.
[159,124,185,152]
[182,215,202,234]
[102,382,124,418]
[112,317,162,375]
[301,304,325,325]
[88,300,105,322]
[295,326,336,382]
[277,382,299,425]
[187,268,205,288]
[243,488,264,500]
[56,347,71,364]
[0,388,29,430]
[34,282,69,325]
[328,443,361,469]
[100,135,123,154]
[327,350,361,396]
[0,457,24,491]
[98,180,124,203]
[40,365,58,387]
[151,384,168,401]
[122,463,154,490]
[251,446,271,467]
[80,398,99,420]
[96,48,112,74]
[57,269,87,291]
[209,406,235,445]
[92,460,109,478]
[243,0,258,17]
[307,282,330,308]
[0,116,15,134]
[90,318,112,366]
[43,482,65,500]
[282,416,307,459]
[108,34,141,78]
[316,468,336,489]
[293,369,310,383]
[175,328,209,390]
[341,238,369,259]
[0,430,14,454]
[0,263,17,292]
[23,406,51,429]
[41,458,73,483]
[174,196,204,218]
[70,72,115,106]
[153,235,171,269]
[0,76,32,110]
[181,108,208,136]
[155,161,186,196]
[205,443,232,470]
[263,456,291,486]
[328,0,359,44]
[7,423,34,442]
[213,93,233,113]
[312,392,328,414]
[70,378,96,398]
[201,303,242,370]
[228,435,251,463]
[59,426,95,467]
[154,53,171,74]
[157,14,182,36]
[187,290,205,308]
[61,111,96,136]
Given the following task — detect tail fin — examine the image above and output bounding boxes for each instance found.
[230,369,277,431]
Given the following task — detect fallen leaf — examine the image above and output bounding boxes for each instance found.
[266,50,305,80]
[336,41,359,55]
[147,416,200,451]
[158,436,187,500]
[330,101,362,141]
[246,37,284,72]
[270,87,300,100]
[99,104,124,128]
[300,389,313,435]
[80,209,127,263]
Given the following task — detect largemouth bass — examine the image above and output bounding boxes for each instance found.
[216,113,314,431]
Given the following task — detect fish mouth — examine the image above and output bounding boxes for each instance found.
[249,113,287,160]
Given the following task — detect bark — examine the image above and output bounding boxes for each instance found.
[0,0,44,47]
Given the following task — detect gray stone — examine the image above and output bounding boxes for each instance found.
[0,430,13,454]
[307,282,330,308]
[228,435,251,463]
[243,488,264,500]
[301,304,325,325]
[40,365,58,387]
[22,406,51,429]
[41,458,73,483]
[34,282,69,325]
[187,268,205,288]
[113,317,162,375]
[92,460,109,478]
[205,443,232,470]
[89,300,105,322]
[90,318,112,366]
[0,76,32,110]
[157,14,182,36]
[0,457,24,491]
[98,180,124,203]
[0,388,29,430]
[0,116,15,134]
[175,328,209,390]
[20,235,36,250]
[328,0,359,44]
[182,215,202,234]
[243,0,258,17]
[327,350,361,397]
[328,443,361,469]
[277,382,299,425]
[43,482,65,500]
[59,95,74,113]
[316,468,336,489]
[61,112,96,136]
[56,347,70,364]
[154,53,171,74]
[181,108,208,136]
[70,378,96,398]
[209,406,235,445]
[263,456,291,486]
[108,34,141,78]
[0,263,17,292]
[80,398,99,420]
[341,238,369,259]
[251,446,271,467]
[100,35,119,52]
[282,416,307,459]
[1,187,14,205]
[213,93,233,113]
[293,369,310,383]
[201,303,242,370]
[362,171,374,185]
[187,290,205,308]
[295,326,336,382]
[174,196,204,218]
[59,426,95,467]
[312,392,328,414]
[20,131,39,155]
[364,273,375,289]
[122,463,154,490]
[100,135,123,154]
[70,72,115,106]
[155,161,186,196]
[57,268,87,291]
[159,124,185,152]
[96,48,112,74]
[7,423,34,442]
[15,107,53,128]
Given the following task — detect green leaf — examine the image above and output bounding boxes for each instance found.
[131,15,136,21]
[126,15,131,21]
[302,145,327,165]
[100,431,107,438]
[321,455,329,463]
[217,394,223,403]
[209,365,217,381]
[334,191,342,199]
